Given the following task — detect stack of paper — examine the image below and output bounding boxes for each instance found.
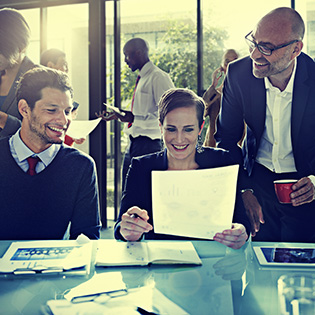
[45,273,189,315]
[0,237,92,275]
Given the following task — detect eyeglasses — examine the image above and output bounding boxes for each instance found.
[245,31,299,56]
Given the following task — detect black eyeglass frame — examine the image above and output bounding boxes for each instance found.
[245,31,299,56]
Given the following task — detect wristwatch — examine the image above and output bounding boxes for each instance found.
[241,189,254,194]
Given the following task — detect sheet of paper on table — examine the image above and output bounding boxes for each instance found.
[64,272,126,301]
[47,282,189,315]
[0,235,92,274]
[66,118,101,139]
[152,164,239,239]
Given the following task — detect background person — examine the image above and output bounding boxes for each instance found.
[203,49,239,147]
[96,38,174,189]
[40,48,85,146]
[0,8,36,139]
[215,7,315,242]
[0,67,101,240]
[114,88,250,249]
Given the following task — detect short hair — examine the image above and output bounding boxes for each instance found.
[158,88,205,129]
[124,38,149,54]
[0,8,30,62]
[16,67,74,110]
[40,48,66,66]
[266,7,305,40]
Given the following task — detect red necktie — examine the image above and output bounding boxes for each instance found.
[27,156,40,176]
[128,75,141,128]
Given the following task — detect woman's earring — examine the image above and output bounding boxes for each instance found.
[196,135,204,153]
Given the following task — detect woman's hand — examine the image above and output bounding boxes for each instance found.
[211,67,224,88]
[213,223,248,249]
[120,206,153,241]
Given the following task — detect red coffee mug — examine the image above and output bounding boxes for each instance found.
[274,179,297,204]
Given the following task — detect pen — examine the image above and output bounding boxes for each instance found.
[137,306,159,315]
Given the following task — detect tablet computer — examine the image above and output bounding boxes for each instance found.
[253,246,315,267]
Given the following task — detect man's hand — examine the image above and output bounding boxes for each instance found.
[0,111,8,129]
[242,190,264,237]
[73,137,86,145]
[213,223,248,249]
[95,109,134,123]
[213,250,246,280]
[120,206,153,241]
[291,177,315,206]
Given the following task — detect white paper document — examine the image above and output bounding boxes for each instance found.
[0,238,92,274]
[64,272,126,302]
[66,118,101,139]
[152,164,239,239]
[47,284,189,315]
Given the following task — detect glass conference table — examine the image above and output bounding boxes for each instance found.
[0,239,313,315]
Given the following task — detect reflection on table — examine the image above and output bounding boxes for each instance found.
[0,240,314,314]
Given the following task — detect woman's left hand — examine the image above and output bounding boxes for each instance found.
[213,223,248,249]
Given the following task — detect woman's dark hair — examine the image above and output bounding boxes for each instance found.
[0,8,30,63]
[16,67,73,110]
[158,88,205,129]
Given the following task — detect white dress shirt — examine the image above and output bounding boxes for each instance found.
[125,61,174,140]
[256,60,297,173]
[255,60,315,185]
[9,128,60,174]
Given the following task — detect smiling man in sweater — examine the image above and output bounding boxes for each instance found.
[0,67,101,240]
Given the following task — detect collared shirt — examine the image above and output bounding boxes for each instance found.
[256,60,297,174]
[125,60,174,140]
[9,128,61,174]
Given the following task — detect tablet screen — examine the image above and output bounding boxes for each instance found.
[261,248,315,263]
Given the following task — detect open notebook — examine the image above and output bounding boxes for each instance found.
[95,240,202,267]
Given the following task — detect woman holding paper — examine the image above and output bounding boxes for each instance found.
[114,88,250,249]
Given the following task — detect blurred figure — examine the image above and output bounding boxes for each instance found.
[40,48,85,146]
[203,49,239,147]
[40,48,68,73]
[96,38,174,189]
[0,8,36,139]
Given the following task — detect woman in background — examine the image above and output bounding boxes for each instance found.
[114,88,250,249]
[203,49,239,147]
[0,8,35,139]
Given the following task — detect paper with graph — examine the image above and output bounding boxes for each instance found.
[152,164,239,239]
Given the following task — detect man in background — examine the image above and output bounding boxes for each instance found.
[216,7,315,242]
[0,67,101,240]
[97,38,174,189]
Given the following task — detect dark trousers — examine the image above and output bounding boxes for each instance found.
[122,135,162,190]
[252,162,315,242]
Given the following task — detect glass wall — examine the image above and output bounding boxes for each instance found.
[20,9,40,63]
[119,0,197,146]
[46,4,90,153]
[22,4,90,153]
[296,0,315,57]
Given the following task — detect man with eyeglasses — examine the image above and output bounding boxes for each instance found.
[215,7,315,242]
